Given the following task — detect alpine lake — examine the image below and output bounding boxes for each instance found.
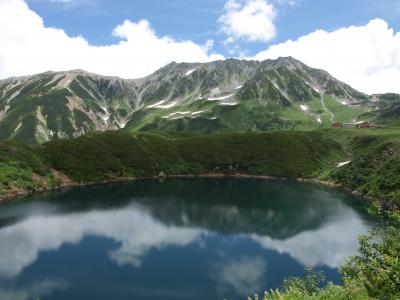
[0,178,372,300]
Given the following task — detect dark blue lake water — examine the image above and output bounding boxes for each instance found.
[0,178,371,300]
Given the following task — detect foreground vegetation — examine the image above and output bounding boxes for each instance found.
[249,206,400,300]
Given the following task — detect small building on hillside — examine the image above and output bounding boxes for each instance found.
[356,121,370,128]
[337,121,371,129]
[331,122,343,128]
[343,123,357,129]
[331,120,373,129]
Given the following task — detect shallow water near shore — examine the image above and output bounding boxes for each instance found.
[0,178,371,300]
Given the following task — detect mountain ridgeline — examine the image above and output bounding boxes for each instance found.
[0,57,399,143]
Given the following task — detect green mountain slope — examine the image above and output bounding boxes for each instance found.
[0,57,397,143]
[0,70,139,143]
[127,57,377,132]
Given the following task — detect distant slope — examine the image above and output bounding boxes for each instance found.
[0,57,397,143]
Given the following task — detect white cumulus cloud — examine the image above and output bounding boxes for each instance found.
[253,19,400,94]
[219,0,277,43]
[0,0,223,79]
[1,0,399,95]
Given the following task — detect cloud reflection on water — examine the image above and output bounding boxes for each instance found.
[0,204,207,278]
[212,256,267,297]
[250,209,366,268]
[0,200,368,280]
[0,184,370,300]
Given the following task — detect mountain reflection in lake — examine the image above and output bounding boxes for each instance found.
[0,178,371,300]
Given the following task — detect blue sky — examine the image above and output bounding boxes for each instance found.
[0,0,399,93]
[27,0,400,57]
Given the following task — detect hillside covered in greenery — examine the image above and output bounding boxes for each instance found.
[325,128,400,208]
[1,128,399,208]
[0,130,343,198]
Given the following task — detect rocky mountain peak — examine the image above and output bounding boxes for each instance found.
[0,57,398,144]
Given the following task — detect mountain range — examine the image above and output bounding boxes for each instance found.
[0,57,398,143]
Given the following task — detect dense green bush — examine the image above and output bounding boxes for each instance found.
[0,162,38,194]
[42,131,342,182]
[342,206,400,299]
[0,130,343,195]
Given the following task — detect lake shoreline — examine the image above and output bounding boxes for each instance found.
[0,172,382,206]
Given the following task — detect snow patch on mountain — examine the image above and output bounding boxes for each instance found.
[300,105,308,111]
[191,110,206,115]
[208,94,234,101]
[147,100,166,108]
[305,81,320,93]
[220,102,238,106]
[100,106,110,123]
[337,161,351,168]
[118,121,127,129]
[176,111,191,115]
[185,68,199,76]
[272,82,280,90]
[156,101,177,109]
[162,111,192,119]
